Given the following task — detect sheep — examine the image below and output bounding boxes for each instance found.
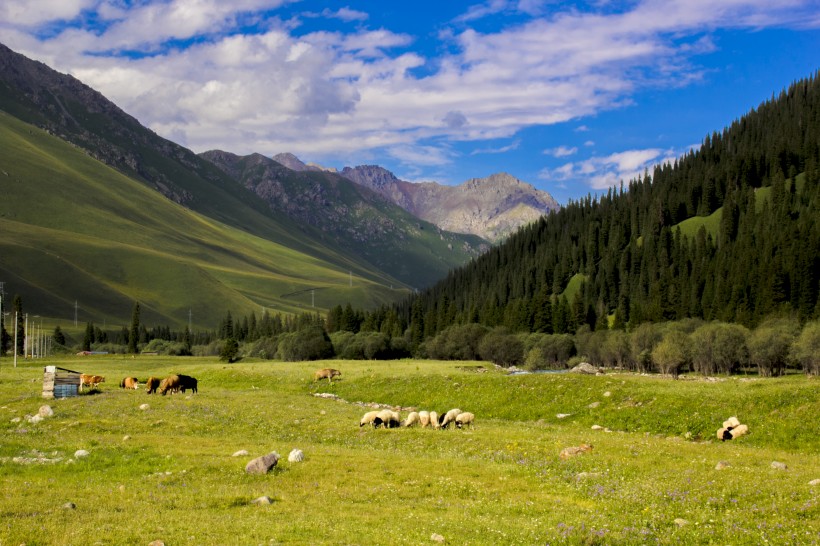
[360,411,380,427]
[439,408,462,429]
[729,423,749,439]
[418,411,431,428]
[402,412,420,427]
[717,427,734,441]
[429,411,440,429]
[373,409,400,429]
[455,412,475,429]
[723,416,741,429]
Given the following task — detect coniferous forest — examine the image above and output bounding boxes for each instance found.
[388,74,820,331]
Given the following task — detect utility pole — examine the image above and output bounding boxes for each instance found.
[13,311,17,368]
[74,300,78,327]
[188,308,192,332]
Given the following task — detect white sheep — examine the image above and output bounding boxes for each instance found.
[402,411,420,427]
[723,416,741,429]
[374,409,400,429]
[418,411,431,428]
[439,408,462,429]
[455,412,475,429]
[729,423,749,439]
[360,411,380,427]
[429,411,440,429]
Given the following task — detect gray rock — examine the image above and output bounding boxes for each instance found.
[245,452,280,474]
[431,533,445,543]
[74,449,90,459]
[38,405,54,418]
[288,449,305,463]
[28,414,44,424]
[139,404,150,411]
[809,479,820,486]
[62,502,76,510]
[715,461,731,470]
[251,496,273,505]
[148,541,165,546]
[569,362,599,375]
[674,518,689,527]
[771,461,788,471]
[591,424,604,430]
[232,450,249,457]
[588,401,600,408]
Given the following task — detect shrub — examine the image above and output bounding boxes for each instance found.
[790,321,820,375]
[425,323,489,360]
[651,330,690,378]
[277,326,334,362]
[748,318,798,377]
[690,322,750,375]
[478,328,523,367]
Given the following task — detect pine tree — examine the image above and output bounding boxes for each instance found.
[128,301,140,354]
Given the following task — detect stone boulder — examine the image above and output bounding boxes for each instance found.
[569,362,600,375]
[245,452,280,474]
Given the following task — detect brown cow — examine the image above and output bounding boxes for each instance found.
[145,376,161,394]
[159,375,181,395]
[120,377,139,390]
[80,374,105,391]
[314,368,341,382]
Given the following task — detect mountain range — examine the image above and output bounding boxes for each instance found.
[0,43,554,329]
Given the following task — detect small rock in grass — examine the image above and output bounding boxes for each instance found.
[771,461,788,471]
[556,413,572,419]
[122,435,131,441]
[28,414,44,424]
[139,404,150,411]
[74,449,90,459]
[62,502,76,510]
[674,518,689,527]
[431,533,445,543]
[715,461,731,470]
[232,450,249,457]
[38,405,54,418]
[251,496,273,505]
[591,425,604,430]
[809,479,820,486]
[588,402,600,408]
[245,452,279,474]
[288,449,305,463]
[603,391,611,397]
[148,541,165,546]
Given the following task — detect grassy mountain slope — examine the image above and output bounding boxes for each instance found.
[201,151,488,289]
[0,43,420,294]
[0,111,408,328]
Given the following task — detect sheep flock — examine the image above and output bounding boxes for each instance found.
[359,407,475,430]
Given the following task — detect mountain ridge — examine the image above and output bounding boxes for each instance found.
[338,164,559,242]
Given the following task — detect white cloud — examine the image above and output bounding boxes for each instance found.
[0,0,817,165]
[540,147,678,190]
[304,7,369,22]
[544,145,578,158]
[471,139,521,155]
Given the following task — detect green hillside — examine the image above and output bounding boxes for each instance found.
[202,151,487,289]
[0,111,409,328]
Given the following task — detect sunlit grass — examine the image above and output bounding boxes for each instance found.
[1,356,818,545]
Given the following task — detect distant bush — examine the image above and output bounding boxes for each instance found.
[245,336,281,360]
[277,326,334,361]
[478,328,523,368]
[425,323,489,360]
[141,339,190,356]
[91,342,127,354]
[192,340,223,357]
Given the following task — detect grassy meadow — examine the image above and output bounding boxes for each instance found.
[1,356,818,545]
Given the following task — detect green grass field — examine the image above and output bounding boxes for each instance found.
[1,356,817,545]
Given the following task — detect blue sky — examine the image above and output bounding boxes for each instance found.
[1,1,819,204]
